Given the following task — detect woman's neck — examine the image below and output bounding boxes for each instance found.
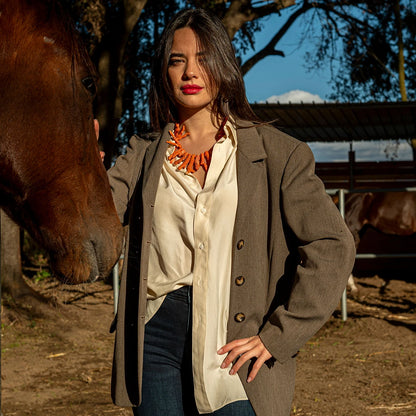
[173,108,224,157]
[177,108,221,141]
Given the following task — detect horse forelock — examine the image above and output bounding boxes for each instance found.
[1,0,100,194]
[1,0,97,89]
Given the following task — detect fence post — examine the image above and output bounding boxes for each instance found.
[348,145,355,191]
[338,189,348,321]
[113,261,119,315]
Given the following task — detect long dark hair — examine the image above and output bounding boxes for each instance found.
[149,8,259,131]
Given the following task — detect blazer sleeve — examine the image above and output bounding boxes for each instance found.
[259,141,356,364]
[107,135,151,225]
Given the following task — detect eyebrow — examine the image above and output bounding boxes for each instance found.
[169,51,206,58]
[169,53,185,59]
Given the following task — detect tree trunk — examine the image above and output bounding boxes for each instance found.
[95,0,148,167]
[394,0,407,101]
[1,209,23,297]
[1,210,51,315]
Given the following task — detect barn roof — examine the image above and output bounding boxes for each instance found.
[250,101,416,142]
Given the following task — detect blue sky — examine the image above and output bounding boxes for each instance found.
[241,10,413,162]
[243,10,333,104]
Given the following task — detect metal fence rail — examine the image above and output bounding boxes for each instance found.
[112,188,416,322]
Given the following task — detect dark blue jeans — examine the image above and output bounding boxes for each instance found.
[132,286,255,416]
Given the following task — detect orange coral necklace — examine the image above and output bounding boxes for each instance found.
[167,119,227,174]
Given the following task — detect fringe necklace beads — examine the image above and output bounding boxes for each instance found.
[167,120,226,174]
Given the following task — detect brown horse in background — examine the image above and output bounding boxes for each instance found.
[0,0,123,284]
[344,191,416,292]
[345,191,416,245]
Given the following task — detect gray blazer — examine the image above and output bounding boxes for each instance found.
[108,121,356,416]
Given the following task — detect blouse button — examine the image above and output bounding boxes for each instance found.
[237,240,244,250]
[235,276,245,286]
[234,312,246,323]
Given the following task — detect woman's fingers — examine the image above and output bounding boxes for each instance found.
[246,346,272,382]
[94,119,100,140]
[94,119,105,162]
[217,336,272,382]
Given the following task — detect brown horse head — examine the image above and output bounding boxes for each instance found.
[0,0,123,283]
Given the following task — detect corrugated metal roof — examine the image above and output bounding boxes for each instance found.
[250,101,416,142]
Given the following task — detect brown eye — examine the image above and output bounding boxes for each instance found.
[82,76,97,96]
[169,59,183,66]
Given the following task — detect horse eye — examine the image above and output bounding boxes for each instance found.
[81,77,96,96]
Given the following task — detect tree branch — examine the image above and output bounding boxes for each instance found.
[222,0,296,39]
[320,5,396,79]
[241,1,312,75]
[240,0,382,75]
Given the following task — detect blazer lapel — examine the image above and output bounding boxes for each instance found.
[235,123,267,226]
[142,123,173,205]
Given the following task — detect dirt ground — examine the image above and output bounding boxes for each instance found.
[1,274,416,416]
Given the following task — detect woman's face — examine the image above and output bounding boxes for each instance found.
[167,27,217,118]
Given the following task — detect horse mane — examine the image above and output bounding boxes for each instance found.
[1,0,97,84]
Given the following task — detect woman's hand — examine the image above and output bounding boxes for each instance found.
[94,119,105,162]
[217,335,272,383]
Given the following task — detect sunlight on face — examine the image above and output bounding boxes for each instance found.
[168,27,217,118]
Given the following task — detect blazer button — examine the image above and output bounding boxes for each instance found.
[235,276,245,286]
[237,240,244,250]
[234,312,245,323]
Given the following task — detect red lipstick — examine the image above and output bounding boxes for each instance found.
[181,84,203,94]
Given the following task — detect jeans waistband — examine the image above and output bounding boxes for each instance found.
[166,285,192,304]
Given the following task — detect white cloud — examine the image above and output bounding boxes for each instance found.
[263,89,325,104]
[309,140,413,162]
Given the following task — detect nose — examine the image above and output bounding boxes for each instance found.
[183,58,199,79]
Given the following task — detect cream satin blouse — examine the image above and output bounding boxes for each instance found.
[146,121,248,413]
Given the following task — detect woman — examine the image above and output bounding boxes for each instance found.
[108,8,355,416]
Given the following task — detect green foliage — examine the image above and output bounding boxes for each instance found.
[33,269,52,283]
[304,0,416,102]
